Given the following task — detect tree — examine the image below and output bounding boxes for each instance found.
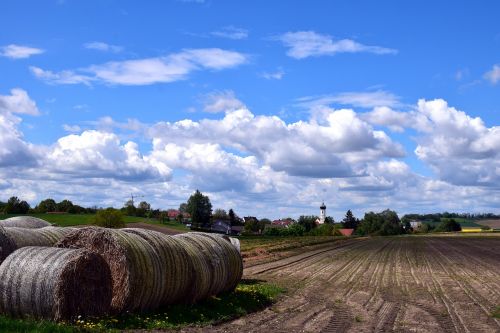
[435,219,461,232]
[213,209,228,220]
[136,201,151,217]
[124,200,136,216]
[179,203,188,213]
[298,215,318,232]
[187,190,212,229]
[56,199,74,213]
[357,210,403,236]
[325,216,335,224]
[228,209,236,225]
[93,208,125,228]
[342,210,359,229]
[4,196,30,214]
[36,198,57,213]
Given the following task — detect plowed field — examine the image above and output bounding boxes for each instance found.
[187,236,500,333]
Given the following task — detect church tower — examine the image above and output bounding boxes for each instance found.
[319,202,326,224]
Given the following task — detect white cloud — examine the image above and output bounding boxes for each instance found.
[46,130,171,181]
[62,124,82,133]
[149,105,405,178]
[276,31,397,59]
[260,68,285,80]
[0,44,44,59]
[32,48,248,86]
[211,26,248,40]
[30,66,93,85]
[202,90,245,113]
[413,99,500,186]
[297,90,400,109]
[0,88,40,115]
[84,41,123,53]
[484,64,500,84]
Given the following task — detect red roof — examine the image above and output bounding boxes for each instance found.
[339,228,354,236]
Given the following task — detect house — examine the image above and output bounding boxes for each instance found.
[166,209,190,222]
[339,229,354,236]
[211,219,243,235]
[409,220,422,229]
[271,219,294,228]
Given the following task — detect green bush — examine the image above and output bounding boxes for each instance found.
[93,208,125,228]
[308,223,334,236]
[435,218,461,232]
[263,224,305,237]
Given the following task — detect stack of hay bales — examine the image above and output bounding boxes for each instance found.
[57,227,167,313]
[0,216,51,228]
[0,246,112,320]
[0,226,76,263]
[0,225,243,321]
[57,227,243,311]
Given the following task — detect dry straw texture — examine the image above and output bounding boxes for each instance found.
[0,226,76,263]
[0,216,51,228]
[0,246,112,321]
[57,227,164,313]
[174,232,243,297]
[122,228,192,305]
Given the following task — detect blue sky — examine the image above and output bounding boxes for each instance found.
[1,0,499,219]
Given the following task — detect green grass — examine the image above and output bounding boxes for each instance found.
[0,315,85,333]
[0,214,187,231]
[493,306,500,319]
[0,280,284,332]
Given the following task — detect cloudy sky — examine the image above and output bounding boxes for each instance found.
[1,1,499,219]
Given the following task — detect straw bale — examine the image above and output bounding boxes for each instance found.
[0,216,51,229]
[57,227,164,313]
[186,232,243,292]
[175,232,243,297]
[122,228,192,304]
[0,246,111,321]
[0,226,76,263]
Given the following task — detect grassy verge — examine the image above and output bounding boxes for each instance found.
[0,280,284,332]
[493,306,500,318]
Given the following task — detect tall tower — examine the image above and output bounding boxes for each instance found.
[319,202,326,224]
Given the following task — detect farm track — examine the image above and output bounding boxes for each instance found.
[182,236,500,333]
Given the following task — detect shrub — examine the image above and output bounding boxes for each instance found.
[435,219,461,232]
[93,208,125,228]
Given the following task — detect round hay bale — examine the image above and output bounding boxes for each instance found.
[172,236,213,303]
[0,216,51,229]
[0,246,112,321]
[57,227,164,313]
[187,232,243,292]
[0,226,76,263]
[174,232,243,297]
[122,228,192,305]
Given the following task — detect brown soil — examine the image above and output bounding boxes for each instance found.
[180,236,500,333]
[477,219,500,229]
[124,222,185,235]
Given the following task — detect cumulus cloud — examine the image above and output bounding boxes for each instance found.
[149,106,405,178]
[202,90,245,113]
[0,44,44,59]
[211,26,248,40]
[484,64,500,84]
[32,48,248,86]
[0,88,40,115]
[84,41,123,53]
[413,99,500,186]
[276,31,397,59]
[46,130,171,181]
